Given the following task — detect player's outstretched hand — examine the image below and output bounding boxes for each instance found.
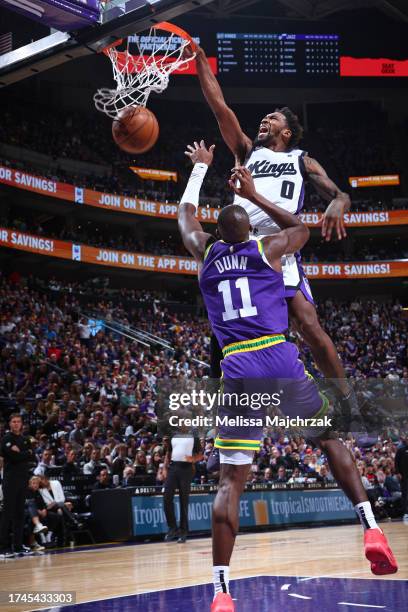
[182,41,203,61]
[184,140,215,165]
[321,200,347,241]
[229,166,257,200]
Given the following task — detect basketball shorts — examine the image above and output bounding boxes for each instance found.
[282,253,315,305]
[251,228,314,306]
[214,338,327,453]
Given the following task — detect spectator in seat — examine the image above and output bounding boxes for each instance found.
[83,448,109,476]
[156,463,167,487]
[262,467,274,484]
[78,443,94,469]
[384,468,401,502]
[358,463,372,490]
[62,450,81,478]
[38,477,82,531]
[77,318,91,347]
[282,445,296,470]
[34,449,54,476]
[69,418,86,447]
[288,468,307,484]
[316,465,334,484]
[133,450,147,475]
[273,466,288,484]
[122,466,138,487]
[111,443,132,480]
[27,476,64,548]
[92,468,114,490]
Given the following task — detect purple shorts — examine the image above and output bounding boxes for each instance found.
[215,342,324,451]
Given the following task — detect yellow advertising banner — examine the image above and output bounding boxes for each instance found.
[348,174,400,188]
[129,167,178,182]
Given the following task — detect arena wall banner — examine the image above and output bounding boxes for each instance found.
[348,174,400,188]
[303,260,408,280]
[1,164,408,227]
[131,489,356,536]
[298,210,408,227]
[0,227,73,260]
[1,227,408,279]
[78,244,199,274]
[129,167,178,182]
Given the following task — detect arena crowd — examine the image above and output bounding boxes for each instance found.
[0,273,407,549]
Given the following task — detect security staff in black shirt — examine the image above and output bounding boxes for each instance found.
[0,413,34,558]
[395,436,408,521]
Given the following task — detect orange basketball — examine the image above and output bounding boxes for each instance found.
[112,106,159,154]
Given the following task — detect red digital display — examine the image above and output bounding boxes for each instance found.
[340,56,408,77]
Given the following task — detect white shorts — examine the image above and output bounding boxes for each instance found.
[219,449,254,465]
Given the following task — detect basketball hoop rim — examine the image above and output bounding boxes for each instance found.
[100,21,197,56]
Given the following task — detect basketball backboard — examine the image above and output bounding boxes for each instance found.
[0,0,214,87]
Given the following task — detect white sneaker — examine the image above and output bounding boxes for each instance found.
[31,543,45,552]
[403,514,408,524]
[33,522,48,534]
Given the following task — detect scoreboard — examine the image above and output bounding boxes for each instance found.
[217,33,340,77]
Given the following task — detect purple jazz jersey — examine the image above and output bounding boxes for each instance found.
[199,239,288,349]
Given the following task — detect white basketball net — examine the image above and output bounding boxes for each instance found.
[94,25,195,119]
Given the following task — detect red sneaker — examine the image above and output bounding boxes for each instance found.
[364,528,398,575]
[211,593,235,612]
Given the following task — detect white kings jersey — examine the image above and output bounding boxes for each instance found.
[234,146,307,235]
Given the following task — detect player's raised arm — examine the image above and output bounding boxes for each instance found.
[184,44,252,163]
[303,155,351,242]
[230,166,309,262]
[178,140,215,262]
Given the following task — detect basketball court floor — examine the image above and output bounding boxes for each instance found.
[0,523,406,611]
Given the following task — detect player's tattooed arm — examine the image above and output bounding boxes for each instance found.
[184,43,252,162]
[303,155,351,242]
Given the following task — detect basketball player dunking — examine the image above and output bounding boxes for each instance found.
[177,142,397,612]
[184,44,354,405]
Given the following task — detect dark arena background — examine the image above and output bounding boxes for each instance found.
[0,1,407,611]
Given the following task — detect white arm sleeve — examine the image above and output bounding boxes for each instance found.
[180,163,208,209]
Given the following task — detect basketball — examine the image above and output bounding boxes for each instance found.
[112,105,159,154]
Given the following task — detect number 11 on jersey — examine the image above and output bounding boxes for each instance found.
[218,277,258,322]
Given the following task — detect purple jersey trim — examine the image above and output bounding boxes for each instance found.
[296,181,306,214]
